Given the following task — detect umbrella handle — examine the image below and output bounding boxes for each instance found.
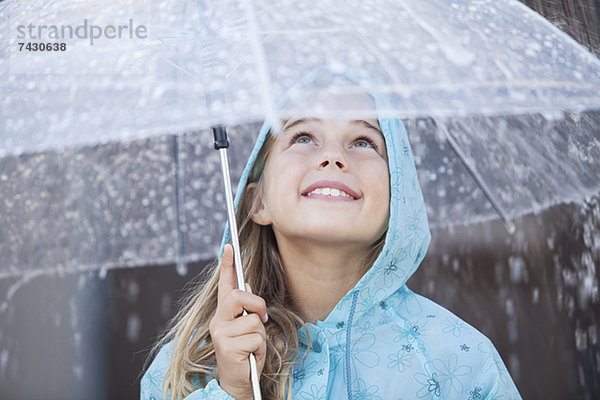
[212,125,262,400]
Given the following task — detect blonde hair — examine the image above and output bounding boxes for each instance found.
[148,128,387,399]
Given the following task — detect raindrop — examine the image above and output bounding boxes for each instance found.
[532,287,540,304]
[442,254,450,265]
[566,295,575,317]
[73,332,81,348]
[509,353,520,380]
[176,261,188,276]
[128,282,140,301]
[0,350,8,376]
[578,252,597,306]
[505,298,515,317]
[73,365,83,380]
[547,234,555,250]
[583,223,593,249]
[509,256,525,284]
[562,268,576,287]
[575,327,588,351]
[427,280,435,294]
[126,314,142,342]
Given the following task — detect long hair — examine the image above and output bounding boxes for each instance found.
[148,128,387,399]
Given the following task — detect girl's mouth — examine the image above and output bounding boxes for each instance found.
[301,180,361,200]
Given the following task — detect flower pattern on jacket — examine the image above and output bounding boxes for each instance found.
[299,384,327,400]
[442,316,473,337]
[426,353,473,397]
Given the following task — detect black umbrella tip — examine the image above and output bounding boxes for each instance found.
[211,125,229,150]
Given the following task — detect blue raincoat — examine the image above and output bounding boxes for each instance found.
[142,74,522,400]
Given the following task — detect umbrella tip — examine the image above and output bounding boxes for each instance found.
[212,125,229,150]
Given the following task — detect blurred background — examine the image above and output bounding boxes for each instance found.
[1,0,599,399]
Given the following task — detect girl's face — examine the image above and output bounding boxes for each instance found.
[252,117,390,249]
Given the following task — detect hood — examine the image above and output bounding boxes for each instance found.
[218,66,431,327]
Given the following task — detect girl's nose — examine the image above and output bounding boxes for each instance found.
[318,145,347,171]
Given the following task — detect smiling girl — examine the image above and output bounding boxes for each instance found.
[141,98,521,399]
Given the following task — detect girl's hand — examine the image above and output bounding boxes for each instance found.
[209,244,268,399]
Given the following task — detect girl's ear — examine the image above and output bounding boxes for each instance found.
[246,182,272,226]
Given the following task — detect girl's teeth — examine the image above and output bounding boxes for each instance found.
[308,188,351,198]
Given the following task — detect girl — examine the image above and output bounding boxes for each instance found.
[142,91,522,399]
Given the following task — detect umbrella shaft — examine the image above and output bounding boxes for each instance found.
[218,149,246,290]
[218,148,262,400]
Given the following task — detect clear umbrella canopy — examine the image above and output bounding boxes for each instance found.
[1,0,600,156]
[1,0,600,271]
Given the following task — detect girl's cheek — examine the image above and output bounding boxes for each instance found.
[290,146,317,156]
[350,150,385,162]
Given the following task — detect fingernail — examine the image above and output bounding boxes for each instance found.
[265,313,269,322]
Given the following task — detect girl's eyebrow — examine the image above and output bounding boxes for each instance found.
[279,118,382,138]
[282,117,321,132]
[351,119,382,134]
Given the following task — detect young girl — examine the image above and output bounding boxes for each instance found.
[141,91,521,399]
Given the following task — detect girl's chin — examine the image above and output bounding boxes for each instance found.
[287,226,379,245]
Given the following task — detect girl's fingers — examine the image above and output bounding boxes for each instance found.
[211,314,267,342]
[222,333,268,359]
[217,244,237,306]
[216,289,268,323]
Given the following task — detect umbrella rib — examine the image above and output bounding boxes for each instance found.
[437,120,516,234]
[174,135,188,275]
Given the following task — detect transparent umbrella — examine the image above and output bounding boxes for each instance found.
[1,0,600,267]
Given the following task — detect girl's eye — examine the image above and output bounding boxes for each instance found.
[290,132,314,145]
[353,136,378,151]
